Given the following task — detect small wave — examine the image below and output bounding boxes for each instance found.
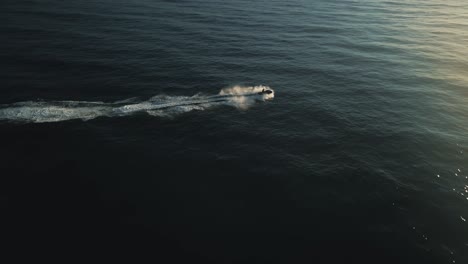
[0,85,274,123]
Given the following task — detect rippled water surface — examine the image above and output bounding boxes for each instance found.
[1,0,467,263]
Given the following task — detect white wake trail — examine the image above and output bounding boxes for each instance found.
[0,85,274,123]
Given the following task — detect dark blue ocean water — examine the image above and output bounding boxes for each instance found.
[1,0,468,263]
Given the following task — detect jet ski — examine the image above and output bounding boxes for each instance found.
[258,88,273,95]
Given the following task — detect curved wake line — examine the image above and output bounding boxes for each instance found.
[0,85,274,123]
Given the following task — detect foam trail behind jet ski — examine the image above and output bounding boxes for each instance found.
[0,85,274,123]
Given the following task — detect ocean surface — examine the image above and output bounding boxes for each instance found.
[1,0,467,263]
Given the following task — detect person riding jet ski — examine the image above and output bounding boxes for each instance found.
[258,88,273,95]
